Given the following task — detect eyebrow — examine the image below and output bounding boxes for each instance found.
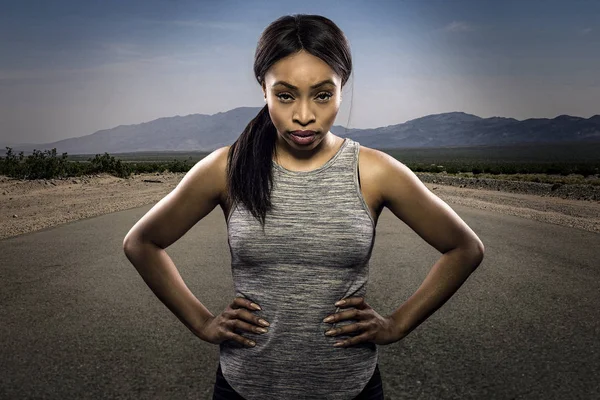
[272,79,336,90]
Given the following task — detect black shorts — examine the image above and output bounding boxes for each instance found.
[212,363,384,400]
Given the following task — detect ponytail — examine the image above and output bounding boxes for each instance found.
[226,104,277,230]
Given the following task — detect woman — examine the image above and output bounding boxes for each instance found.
[123,14,485,400]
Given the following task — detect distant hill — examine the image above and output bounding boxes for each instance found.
[2,108,600,155]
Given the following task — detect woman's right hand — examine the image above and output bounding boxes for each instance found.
[196,297,270,347]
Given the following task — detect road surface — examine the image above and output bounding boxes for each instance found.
[1,203,598,399]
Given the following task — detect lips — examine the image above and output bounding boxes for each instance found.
[290,130,317,137]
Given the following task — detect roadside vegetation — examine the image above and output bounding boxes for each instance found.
[1,145,598,186]
[0,147,190,180]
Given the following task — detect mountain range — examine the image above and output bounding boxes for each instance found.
[2,107,600,155]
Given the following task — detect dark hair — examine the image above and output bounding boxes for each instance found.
[226,14,353,229]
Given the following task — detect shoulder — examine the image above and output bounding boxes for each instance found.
[212,145,231,170]
[181,145,231,206]
[194,145,230,180]
[210,145,231,204]
[356,142,484,254]
[355,144,413,203]
[356,143,438,215]
[355,144,392,175]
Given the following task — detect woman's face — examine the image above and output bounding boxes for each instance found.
[262,49,343,155]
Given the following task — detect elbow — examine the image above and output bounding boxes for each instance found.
[474,238,485,257]
[469,239,485,268]
[123,233,159,254]
[456,237,484,268]
[123,237,132,254]
[452,235,484,257]
[465,233,484,257]
[123,233,140,253]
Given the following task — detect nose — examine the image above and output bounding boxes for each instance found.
[293,101,316,126]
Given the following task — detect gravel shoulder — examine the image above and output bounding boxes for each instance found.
[1,172,598,241]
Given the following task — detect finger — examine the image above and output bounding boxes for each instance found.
[225,330,256,347]
[231,296,261,311]
[336,296,369,309]
[231,319,268,334]
[233,308,270,327]
[333,330,373,348]
[231,296,261,310]
[324,308,362,323]
[325,321,366,337]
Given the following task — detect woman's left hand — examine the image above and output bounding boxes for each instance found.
[323,297,403,347]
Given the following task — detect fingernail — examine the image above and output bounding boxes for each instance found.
[259,319,270,327]
[251,303,261,310]
[333,342,343,347]
[323,316,333,323]
[335,300,345,306]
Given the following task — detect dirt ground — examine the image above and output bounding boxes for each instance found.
[1,172,598,240]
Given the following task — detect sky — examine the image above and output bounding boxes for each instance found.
[0,0,599,145]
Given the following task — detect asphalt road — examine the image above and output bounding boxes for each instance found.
[1,203,599,399]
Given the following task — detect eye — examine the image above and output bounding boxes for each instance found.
[316,92,333,101]
[276,92,333,103]
[276,93,293,102]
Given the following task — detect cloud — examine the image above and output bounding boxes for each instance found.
[444,21,474,33]
[0,45,231,85]
[578,27,592,35]
[141,19,253,32]
[0,56,175,84]
[100,43,144,57]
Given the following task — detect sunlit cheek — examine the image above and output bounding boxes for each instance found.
[268,111,286,133]
[265,103,282,125]
[324,103,340,123]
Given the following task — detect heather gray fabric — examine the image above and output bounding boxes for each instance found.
[221,137,378,400]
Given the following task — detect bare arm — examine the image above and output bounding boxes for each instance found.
[123,146,230,338]
[123,240,215,337]
[372,150,485,339]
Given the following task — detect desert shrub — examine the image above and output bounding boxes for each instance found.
[0,147,133,179]
[21,148,70,179]
[0,147,24,177]
[0,147,71,179]
[167,159,191,173]
[87,153,131,178]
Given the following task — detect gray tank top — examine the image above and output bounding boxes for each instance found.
[222,137,378,400]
